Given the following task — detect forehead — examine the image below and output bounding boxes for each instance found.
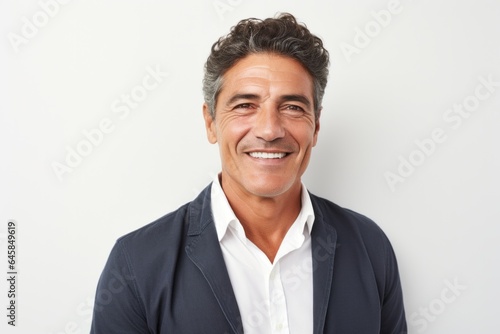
[219,53,314,99]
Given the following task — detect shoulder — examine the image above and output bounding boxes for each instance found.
[117,202,190,246]
[114,184,212,259]
[104,203,190,276]
[309,192,393,254]
[310,193,385,234]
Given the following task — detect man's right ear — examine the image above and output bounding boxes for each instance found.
[203,103,217,144]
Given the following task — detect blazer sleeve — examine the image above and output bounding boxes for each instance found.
[90,241,150,334]
[380,237,407,334]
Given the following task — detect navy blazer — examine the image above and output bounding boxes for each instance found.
[90,184,407,333]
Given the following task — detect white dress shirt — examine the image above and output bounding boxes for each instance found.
[211,175,315,334]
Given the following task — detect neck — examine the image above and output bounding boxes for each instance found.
[220,176,302,262]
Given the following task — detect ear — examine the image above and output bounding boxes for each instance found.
[312,107,321,147]
[203,103,217,144]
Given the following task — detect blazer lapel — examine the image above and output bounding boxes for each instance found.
[310,198,338,334]
[185,185,243,334]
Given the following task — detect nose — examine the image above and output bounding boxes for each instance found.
[252,105,285,142]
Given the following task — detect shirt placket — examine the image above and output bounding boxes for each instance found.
[268,262,290,334]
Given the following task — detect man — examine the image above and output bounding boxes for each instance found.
[91,13,407,333]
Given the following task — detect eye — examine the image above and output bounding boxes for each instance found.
[232,103,257,114]
[234,103,252,109]
[285,105,304,111]
[281,104,306,114]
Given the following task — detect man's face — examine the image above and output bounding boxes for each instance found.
[203,53,320,199]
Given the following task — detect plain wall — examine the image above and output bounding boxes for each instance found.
[1,0,499,333]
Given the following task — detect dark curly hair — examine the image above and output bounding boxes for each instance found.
[203,13,329,119]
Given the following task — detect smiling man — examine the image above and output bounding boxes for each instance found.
[91,13,407,334]
[203,53,319,263]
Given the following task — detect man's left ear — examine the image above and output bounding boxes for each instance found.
[313,107,321,146]
[203,103,217,144]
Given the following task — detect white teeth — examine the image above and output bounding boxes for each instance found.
[249,152,286,159]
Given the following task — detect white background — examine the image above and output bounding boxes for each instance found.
[1,0,499,333]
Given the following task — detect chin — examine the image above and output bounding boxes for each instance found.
[245,178,297,198]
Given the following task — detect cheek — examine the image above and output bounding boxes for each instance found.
[218,118,252,149]
[291,122,318,148]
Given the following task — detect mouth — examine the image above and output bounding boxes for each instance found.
[248,152,288,159]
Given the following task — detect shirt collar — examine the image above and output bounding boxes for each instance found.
[210,174,315,242]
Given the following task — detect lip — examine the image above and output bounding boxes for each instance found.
[244,149,292,154]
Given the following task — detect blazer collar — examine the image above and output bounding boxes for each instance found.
[185,184,244,334]
[310,193,338,334]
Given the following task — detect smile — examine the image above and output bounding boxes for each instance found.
[248,152,287,159]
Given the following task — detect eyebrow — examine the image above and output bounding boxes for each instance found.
[278,94,312,109]
[226,94,260,106]
[226,93,312,109]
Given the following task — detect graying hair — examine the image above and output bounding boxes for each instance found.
[202,13,329,119]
